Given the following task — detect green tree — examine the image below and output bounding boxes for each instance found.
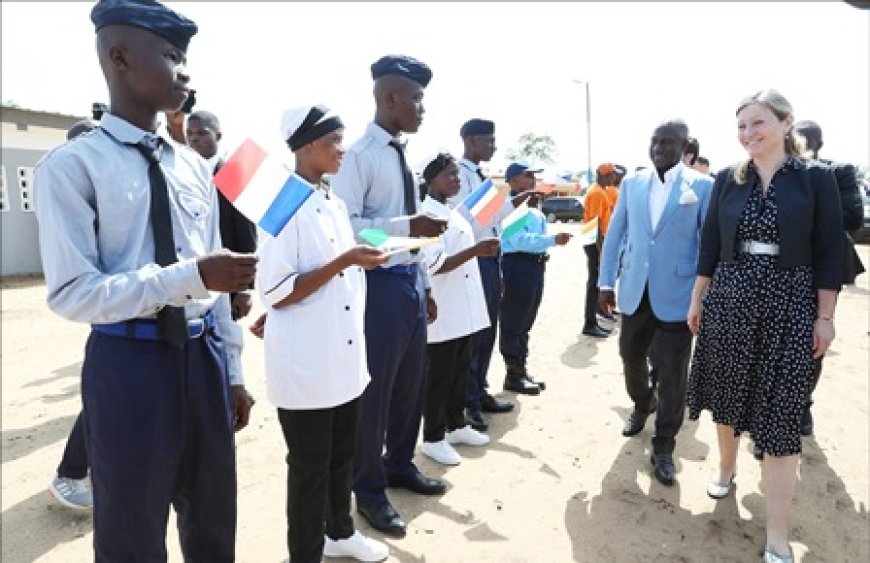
[506,132,557,165]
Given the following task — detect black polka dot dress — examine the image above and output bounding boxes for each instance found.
[688,163,815,456]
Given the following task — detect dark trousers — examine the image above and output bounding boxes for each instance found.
[807,356,823,407]
[82,330,236,563]
[278,398,359,563]
[499,255,545,361]
[57,412,88,480]
[354,269,427,507]
[424,336,473,442]
[618,289,692,455]
[467,256,501,410]
[583,245,601,329]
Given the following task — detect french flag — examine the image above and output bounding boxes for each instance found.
[213,139,314,237]
[462,178,506,228]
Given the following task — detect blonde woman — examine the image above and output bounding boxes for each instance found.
[686,90,843,563]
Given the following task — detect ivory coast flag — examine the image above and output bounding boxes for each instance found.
[578,216,599,246]
[500,203,531,238]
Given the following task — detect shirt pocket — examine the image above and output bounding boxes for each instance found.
[177,192,211,229]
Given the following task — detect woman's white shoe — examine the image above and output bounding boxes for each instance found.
[706,472,736,499]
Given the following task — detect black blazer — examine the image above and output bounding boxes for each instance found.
[214,159,257,255]
[822,160,864,233]
[697,159,844,290]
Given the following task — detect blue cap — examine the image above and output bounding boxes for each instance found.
[91,0,198,53]
[505,161,543,182]
[371,55,432,87]
[460,119,495,138]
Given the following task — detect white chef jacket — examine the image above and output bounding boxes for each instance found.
[257,181,369,410]
[420,196,491,343]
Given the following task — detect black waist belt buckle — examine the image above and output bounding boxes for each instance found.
[92,310,216,341]
[506,252,549,264]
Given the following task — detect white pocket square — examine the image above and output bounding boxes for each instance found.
[678,189,698,205]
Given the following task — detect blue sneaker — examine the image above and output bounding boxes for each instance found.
[50,474,93,510]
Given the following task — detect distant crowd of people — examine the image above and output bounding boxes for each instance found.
[33,1,865,563]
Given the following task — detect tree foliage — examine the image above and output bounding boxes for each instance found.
[506,132,557,165]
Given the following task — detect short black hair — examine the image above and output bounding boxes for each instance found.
[188,110,220,132]
[683,137,700,164]
[696,156,710,166]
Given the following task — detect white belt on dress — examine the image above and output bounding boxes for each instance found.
[739,240,780,256]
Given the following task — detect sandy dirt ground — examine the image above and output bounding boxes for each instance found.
[2,224,868,563]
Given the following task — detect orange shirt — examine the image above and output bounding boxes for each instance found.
[605,185,619,209]
[583,183,612,236]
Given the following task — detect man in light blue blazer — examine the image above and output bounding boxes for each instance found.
[598,120,712,486]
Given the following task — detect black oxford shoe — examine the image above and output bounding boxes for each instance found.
[650,454,676,486]
[504,377,540,395]
[386,471,446,496]
[582,325,610,338]
[357,502,406,538]
[622,410,651,437]
[481,394,514,413]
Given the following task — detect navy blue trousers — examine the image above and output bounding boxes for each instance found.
[57,411,88,479]
[499,256,546,360]
[82,329,236,563]
[466,256,501,411]
[353,269,427,507]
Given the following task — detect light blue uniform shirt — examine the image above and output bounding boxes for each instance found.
[501,207,557,255]
[33,113,244,384]
[331,122,430,280]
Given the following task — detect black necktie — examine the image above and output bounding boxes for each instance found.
[132,138,188,349]
[388,140,416,215]
[476,167,486,181]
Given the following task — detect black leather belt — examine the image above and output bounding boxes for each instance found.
[503,252,549,264]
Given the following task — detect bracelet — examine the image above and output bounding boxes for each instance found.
[817,315,834,322]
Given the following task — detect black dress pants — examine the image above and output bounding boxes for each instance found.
[583,244,601,330]
[424,336,473,442]
[278,398,359,563]
[618,289,692,454]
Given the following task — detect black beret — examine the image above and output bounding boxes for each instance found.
[91,0,198,53]
[370,55,432,87]
[460,119,495,138]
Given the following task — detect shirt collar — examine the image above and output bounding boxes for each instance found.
[101,113,175,153]
[652,161,683,186]
[366,122,405,148]
[206,153,223,170]
[459,157,480,173]
[423,195,452,216]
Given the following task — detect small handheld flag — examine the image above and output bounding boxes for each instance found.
[578,216,599,246]
[500,203,531,239]
[462,179,506,228]
[213,139,314,237]
[358,228,439,255]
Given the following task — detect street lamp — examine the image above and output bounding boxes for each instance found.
[572,79,592,184]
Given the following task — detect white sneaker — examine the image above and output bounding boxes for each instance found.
[50,474,93,510]
[446,425,490,446]
[421,440,461,465]
[324,531,389,561]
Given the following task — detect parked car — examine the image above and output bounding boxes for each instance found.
[541,196,584,223]
[853,190,870,244]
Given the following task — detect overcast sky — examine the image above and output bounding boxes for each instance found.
[2,1,868,177]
